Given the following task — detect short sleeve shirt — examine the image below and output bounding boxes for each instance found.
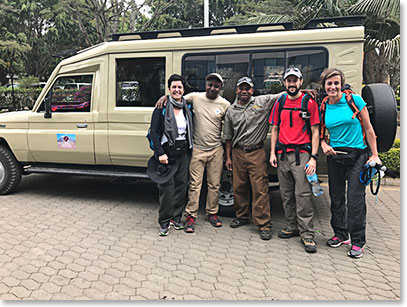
[223,94,280,147]
[269,93,320,153]
[325,93,366,149]
[184,92,230,151]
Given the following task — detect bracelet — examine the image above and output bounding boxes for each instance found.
[310,154,319,161]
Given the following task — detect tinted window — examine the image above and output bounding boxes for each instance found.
[184,53,249,102]
[38,75,93,113]
[183,48,327,101]
[116,57,165,107]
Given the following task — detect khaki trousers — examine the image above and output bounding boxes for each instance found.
[232,148,272,230]
[185,146,224,218]
[277,152,314,239]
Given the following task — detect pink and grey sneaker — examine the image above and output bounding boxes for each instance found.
[348,245,364,258]
[327,236,351,248]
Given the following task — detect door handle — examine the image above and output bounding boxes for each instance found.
[77,124,88,128]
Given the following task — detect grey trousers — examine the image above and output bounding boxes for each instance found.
[157,151,190,225]
[277,152,314,239]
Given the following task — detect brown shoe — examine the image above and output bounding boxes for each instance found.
[301,238,317,253]
[278,228,300,239]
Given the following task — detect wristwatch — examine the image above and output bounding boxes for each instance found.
[310,154,319,161]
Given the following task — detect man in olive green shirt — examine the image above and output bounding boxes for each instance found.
[224,77,280,240]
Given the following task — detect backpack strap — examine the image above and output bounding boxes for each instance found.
[277,94,287,128]
[345,93,366,141]
[278,142,311,165]
[300,94,312,136]
[319,96,329,141]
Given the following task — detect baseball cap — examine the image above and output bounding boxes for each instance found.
[206,73,224,85]
[283,67,303,80]
[236,76,254,88]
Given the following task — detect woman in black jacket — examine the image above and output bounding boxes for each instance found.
[149,74,193,236]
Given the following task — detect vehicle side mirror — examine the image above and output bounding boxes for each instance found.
[44,92,52,118]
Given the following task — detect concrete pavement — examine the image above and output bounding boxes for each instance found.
[0,174,400,300]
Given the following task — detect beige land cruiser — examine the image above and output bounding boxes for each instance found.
[0,16,397,199]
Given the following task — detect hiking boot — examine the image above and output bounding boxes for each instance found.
[230,218,249,228]
[278,228,300,239]
[184,216,195,233]
[301,238,317,253]
[348,245,364,258]
[259,229,272,240]
[158,222,170,236]
[327,236,351,248]
[170,217,184,230]
[208,214,222,227]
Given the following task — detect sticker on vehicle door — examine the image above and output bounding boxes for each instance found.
[57,134,76,149]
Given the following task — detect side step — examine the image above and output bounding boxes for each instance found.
[24,164,149,179]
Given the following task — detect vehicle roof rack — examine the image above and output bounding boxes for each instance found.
[109,22,293,41]
[304,15,366,29]
[109,15,366,42]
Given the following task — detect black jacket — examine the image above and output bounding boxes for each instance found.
[149,106,193,158]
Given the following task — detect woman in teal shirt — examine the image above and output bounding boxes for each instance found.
[320,68,381,259]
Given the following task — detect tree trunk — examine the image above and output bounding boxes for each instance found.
[363,48,389,84]
[129,0,138,32]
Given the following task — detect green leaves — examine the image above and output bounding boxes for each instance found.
[378,139,400,175]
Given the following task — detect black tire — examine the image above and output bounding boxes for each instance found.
[362,83,397,152]
[0,145,23,195]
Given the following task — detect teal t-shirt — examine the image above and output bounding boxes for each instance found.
[325,93,367,149]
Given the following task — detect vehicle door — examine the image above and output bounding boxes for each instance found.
[27,73,96,164]
[107,53,171,167]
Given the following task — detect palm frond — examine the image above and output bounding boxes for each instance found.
[247,14,292,25]
[348,0,400,19]
[365,34,400,59]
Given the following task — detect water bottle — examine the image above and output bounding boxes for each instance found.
[305,164,323,197]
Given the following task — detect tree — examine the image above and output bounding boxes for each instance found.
[349,0,400,86]
[226,0,400,87]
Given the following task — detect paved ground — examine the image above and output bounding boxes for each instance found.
[0,173,400,300]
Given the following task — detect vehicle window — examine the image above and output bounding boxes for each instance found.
[252,51,285,95]
[38,75,93,112]
[184,53,249,102]
[116,57,165,107]
[183,48,328,101]
[287,49,327,90]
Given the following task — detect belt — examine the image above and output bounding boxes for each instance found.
[235,143,263,153]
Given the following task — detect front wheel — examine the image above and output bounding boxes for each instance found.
[0,145,22,195]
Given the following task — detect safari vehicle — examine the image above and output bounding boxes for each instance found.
[0,16,397,200]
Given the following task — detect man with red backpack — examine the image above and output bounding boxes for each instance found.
[269,68,320,253]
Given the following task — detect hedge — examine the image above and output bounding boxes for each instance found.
[378,139,400,175]
[0,87,42,111]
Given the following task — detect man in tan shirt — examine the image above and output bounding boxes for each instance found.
[183,73,230,232]
[224,77,281,240]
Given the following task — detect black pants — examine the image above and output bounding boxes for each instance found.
[327,152,368,247]
[157,151,190,225]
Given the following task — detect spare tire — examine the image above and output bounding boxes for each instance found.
[362,83,397,152]
[217,169,235,218]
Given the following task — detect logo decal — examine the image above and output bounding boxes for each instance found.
[57,134,76,149]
